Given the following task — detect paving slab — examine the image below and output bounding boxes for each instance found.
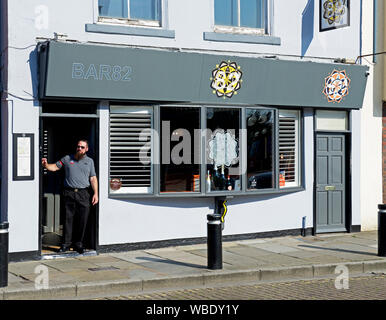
[352,232,378,240]
[225,245,276,258]
[17,271,77,286]
[8,261,57,276]
[7,273,25,284]
[174,243,207,251]
[256,254,310,267]
[110,251,163,264]
[299,254,355,264]
[235,239,267,245]
[250,243,300,254]
[65,270,132,283]
[280,249,327,259]
[42,258,99,272]
[139,260,205,276]
[339,235,377,246]
[125,268,166,279]
[297,243,378,260]
[77,254,124,264]
[221,250,265,267]
[148,250,207,268]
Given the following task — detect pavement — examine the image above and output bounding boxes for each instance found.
[1,230,386,300]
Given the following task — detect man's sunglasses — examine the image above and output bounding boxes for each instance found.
[77,145,86,149]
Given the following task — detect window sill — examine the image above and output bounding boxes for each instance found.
[108,186,304,199]
[85,23,175,39]
[203,31,281,45]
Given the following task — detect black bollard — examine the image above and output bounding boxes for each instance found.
[378,205,386,256]
[207,213,222,270]
[0,222,9,287]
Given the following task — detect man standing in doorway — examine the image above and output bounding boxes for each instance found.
[41,139,98,254]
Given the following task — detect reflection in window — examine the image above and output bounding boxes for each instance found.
[99,0,128,18]
[246,109,274,190]
[130,0,160,21]
[98,0,160,21]
[160,107,200,193]
[206,108,240,192]
[214,0,265,29]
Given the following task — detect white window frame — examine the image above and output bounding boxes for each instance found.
[96,0,162,28]
[213,0,269,35]
[278,110,300,189]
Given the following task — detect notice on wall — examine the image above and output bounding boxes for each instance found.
[17,137,31,176]
[13,133,34,180]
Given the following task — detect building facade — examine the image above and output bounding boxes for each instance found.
[360,0,384,231]
[0,0,369,260]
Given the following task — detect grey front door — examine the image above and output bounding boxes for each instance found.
[316,134,347,233]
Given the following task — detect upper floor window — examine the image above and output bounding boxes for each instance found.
[98,0,161,26]
[214,0,266,32]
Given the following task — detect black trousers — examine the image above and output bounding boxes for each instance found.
[62,188,90,248]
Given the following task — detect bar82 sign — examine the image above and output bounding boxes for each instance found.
[320,0,350,32]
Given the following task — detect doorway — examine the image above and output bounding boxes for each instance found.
[40,115,98,255]
[315,133,348,233]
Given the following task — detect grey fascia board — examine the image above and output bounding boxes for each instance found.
[203,32,281,45]
[86,23,175,38]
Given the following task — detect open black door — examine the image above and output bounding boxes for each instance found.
[40,116,98,255]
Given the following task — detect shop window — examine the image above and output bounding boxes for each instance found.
[98,0,161,26]
[108,105,303,198]
[109,106,153,194]
[279,110,300,188]
[214,0,266,33]
[206,108,241,192]
[246,108,274,190]
[160,107,201,193]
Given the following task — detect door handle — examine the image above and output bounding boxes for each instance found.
[324,186,336,191]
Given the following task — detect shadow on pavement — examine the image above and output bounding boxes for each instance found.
[298,244,377,257]
[138,256,207,269]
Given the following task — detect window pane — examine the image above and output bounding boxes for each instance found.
[98,0,128,18]
[279,110,300,188]
[240,0,264,28]
[130,0,160,21]
[316,110,348,131]
[160,107,200,193]
[247,109,274,190]
[206,108,241,192]
[215,0,238,26]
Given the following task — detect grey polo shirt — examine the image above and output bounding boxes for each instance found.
[56,154,96,189]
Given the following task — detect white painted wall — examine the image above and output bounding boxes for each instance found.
[360,1,384,231]
[4,0,363,251]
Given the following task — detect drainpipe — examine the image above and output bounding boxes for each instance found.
[373,0,377,63]
[0,0,9,288]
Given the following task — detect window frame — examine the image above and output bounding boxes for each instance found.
[108,104,304,198]
[97,0,162,27]
[159,105,202,194]
[245,107,277,193]
[213,0,269,35]
[108,105,155,195]
[278,109,301,189]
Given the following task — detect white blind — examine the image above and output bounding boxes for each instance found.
[109,107,153,193]
[279,110,299,187]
